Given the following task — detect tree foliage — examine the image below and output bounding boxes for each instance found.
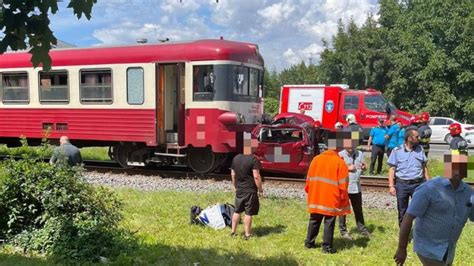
[318,0,474,120]
[264,0,473,122]
[0,0,96,70]
[263,63,320,115]
[0,143,132,262]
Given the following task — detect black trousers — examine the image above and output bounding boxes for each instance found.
[305,214,336,248]
[421,143,430,158]
[395,181,423,226]
[339,192,367,233]
[369,145,385,174]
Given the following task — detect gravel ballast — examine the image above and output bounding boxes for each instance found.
[84,172,397,210]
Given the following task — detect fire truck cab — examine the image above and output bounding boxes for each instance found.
[279,84,412,136]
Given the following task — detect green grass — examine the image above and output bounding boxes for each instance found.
[0,145,111,162]
[363,156,474,182]
[2,189,473,265]
[80,147,111,161]
[363,157,443,177]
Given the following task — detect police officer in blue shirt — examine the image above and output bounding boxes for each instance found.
[387,129,430,226]
[394,153,473,266]
[367,119,388,175]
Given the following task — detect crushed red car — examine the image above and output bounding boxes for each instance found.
[252,112,323,176]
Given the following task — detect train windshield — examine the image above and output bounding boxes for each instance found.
[193,64,263,102]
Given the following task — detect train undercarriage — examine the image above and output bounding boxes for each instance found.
[1,137,231,174]
[108,142,231,174]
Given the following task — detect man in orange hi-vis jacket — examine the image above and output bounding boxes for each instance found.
[304,130,355,254]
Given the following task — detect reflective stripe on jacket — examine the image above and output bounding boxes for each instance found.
[305,150,351,216]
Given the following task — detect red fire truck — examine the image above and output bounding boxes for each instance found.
[279,84,412,135]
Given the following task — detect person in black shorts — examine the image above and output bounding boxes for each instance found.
[230,154,263,240]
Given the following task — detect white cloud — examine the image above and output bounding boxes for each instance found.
[50,0,379,71]
[258,1,296,27]
[283,48,301,66]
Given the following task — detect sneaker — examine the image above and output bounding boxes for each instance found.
[230,232,237,237]
[341,232,353,240]
[305,243,317,249]
[243,234,252,240]
[321,247,337,254]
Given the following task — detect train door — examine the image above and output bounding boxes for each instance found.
[156,63,185,145]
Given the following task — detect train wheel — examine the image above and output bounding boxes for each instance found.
[113,144,133,169]
[187,146,216,174]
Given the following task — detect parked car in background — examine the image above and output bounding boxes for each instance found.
[429,117,474,145]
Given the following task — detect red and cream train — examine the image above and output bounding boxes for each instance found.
[0,39,264,173]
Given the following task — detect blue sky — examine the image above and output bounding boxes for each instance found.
[50,0,379,71]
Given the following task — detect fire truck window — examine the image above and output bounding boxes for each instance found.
[39,71,69,103]
[364,95,386,112]
[2,72,29,104]
[80,69,113,104]
[343,95,359,110]
[127,67,144,105]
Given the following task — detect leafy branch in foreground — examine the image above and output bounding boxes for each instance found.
[0,0,96,70]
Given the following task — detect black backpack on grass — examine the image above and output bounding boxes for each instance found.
[190,205,203,225]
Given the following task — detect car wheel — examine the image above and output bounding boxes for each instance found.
[444,134,453,144]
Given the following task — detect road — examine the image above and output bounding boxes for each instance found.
[428,143,453,159]
[362,143,471,160]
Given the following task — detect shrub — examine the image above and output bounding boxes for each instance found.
[0,157,131,262]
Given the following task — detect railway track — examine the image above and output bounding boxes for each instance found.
[83,160,474,191]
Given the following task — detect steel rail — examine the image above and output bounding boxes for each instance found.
[82,161,474,191]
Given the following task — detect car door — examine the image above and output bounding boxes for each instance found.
[430,118,448,142]
[252,125,310,175]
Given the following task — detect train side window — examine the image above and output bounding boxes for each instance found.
[80,69,113,104]
[193,65,215,101]
[1,72,29,104]
[127,67,144,105]
[39,71,69,103]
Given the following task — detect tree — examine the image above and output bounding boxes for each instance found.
[263,62,321,115]
[317,0,473,121]
[0,0,96,70]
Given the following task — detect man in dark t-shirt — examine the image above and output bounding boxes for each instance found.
[50,136,82,167]
[230,154,263,240]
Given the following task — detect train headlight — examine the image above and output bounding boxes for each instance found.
[218,112,246,125]
[236,113,246,124]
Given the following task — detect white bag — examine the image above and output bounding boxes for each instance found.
[198,204,226,230]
